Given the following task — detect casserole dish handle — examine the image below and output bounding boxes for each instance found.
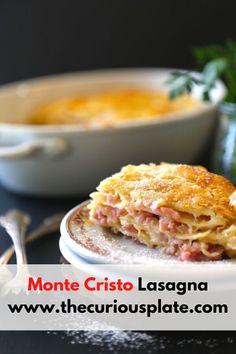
[0,138,67,159]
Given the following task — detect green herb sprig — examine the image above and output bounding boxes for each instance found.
[169,40,236,102]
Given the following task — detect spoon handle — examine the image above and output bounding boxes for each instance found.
[0,212,64,265]
[12,222,28,266]
[0,210,30,269]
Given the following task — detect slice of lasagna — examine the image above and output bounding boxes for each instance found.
[89,163,236,261]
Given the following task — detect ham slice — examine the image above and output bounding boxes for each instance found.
[153,206,180,220]
[92,202,225,261]
[93,206,121,226]
[122,224,138,235]
[166,238,225,261]
[159,217,179,233]
[135,211,156,224]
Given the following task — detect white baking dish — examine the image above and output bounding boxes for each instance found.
[0,68,225,196]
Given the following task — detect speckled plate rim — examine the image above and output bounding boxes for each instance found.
[60,201,236,276]
[60,201,110,264]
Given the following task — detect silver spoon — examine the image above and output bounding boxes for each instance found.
[0,210,30,267]
[0,212,64,265]
[0,210,30,293]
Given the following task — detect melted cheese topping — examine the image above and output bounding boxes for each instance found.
[26,89,199,127]
[89,163,236,258]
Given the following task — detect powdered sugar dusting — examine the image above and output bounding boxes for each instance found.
[64,330,156,352]
[48,330,236,352]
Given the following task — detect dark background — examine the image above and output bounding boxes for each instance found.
[0,1,236,353]
[0,0,236,85]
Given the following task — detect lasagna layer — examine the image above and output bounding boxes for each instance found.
[89,163,236,261]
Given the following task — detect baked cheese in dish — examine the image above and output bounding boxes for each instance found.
[89,163,236,261]
[26,89,199,127]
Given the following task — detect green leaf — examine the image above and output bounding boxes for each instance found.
[193,45,225,65]
[169,40,236,103]
[169,86,186,100]
[202,90,211,101]
[226,39,236,56]
[168,72,201,100]
[202,58,228,87]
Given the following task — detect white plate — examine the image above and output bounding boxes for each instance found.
[60,202,236,277]
[59,236,90,266]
